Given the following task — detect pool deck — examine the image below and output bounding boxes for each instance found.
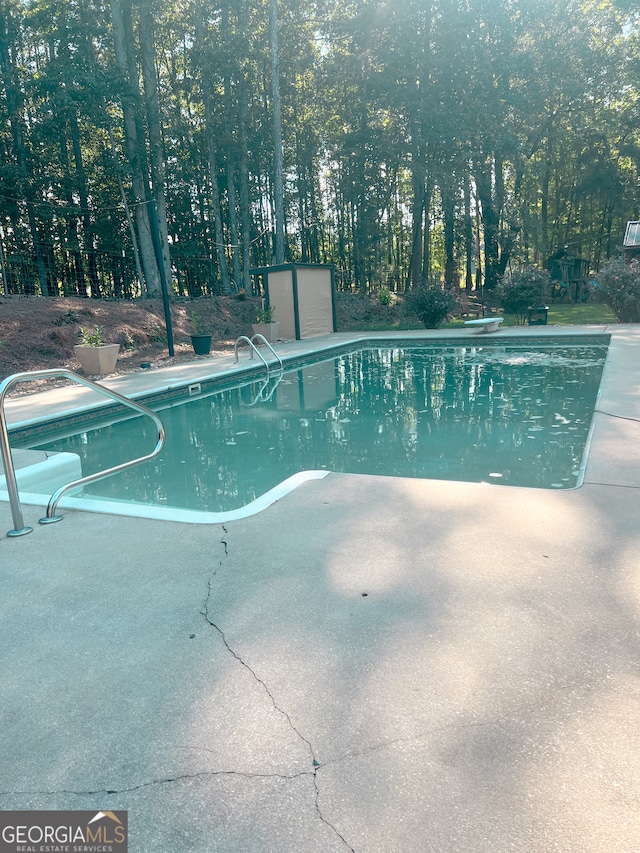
[2,325,640,852]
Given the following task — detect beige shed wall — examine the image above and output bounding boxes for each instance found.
[266,270,295,340]
[296,268,334,339]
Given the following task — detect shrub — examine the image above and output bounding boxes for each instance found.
[54,309,80,326]
[590,258,640,323]
[497,267,551,325]
[377,285,393,306]
[255,304,276,323]
[404,285,457,328]
[78,326,104,346]
[190,311,208,334]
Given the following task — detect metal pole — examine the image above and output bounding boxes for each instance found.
[0,380,32,536]
[0,227,9,296]
[147,197,175,357]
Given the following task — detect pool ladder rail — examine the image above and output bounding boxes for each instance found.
[0,368,165,538]
[234,334,284,404]
[234,334,283,374]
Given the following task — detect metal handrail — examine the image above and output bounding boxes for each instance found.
[233,336,271,373]
[250,334,284,373]
[233,334,284,377]
[0,369,165,537]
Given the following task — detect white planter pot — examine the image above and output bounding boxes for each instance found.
[74,343,121,376]
[251,322,280,344]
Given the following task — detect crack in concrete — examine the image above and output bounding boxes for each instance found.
[0,769,314,798]
[198,525,355,852]
[583,479,640,489]
[318,684,596,772]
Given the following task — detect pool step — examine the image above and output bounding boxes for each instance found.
[0,450,83,496]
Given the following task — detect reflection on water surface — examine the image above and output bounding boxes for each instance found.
[32,343,607,511]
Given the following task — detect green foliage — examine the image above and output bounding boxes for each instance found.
[255,304,276,324]
[0,0,638,297]
[119,331,136,350]
[54,309,80,326]
[190,311,208,335]
[377,286,393,306]
[148,325,166,343]
[497,267,551,325]
[77,326,104,347]
[590,258,640,322]
[404,286,457,329]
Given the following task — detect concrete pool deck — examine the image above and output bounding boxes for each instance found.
[1,325,640,852]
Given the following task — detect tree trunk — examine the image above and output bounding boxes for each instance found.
[0,8,50,295]
[441,177,456,289]
[475,154,500,290]
[237,62,252,289]
[110,0,161,296]
[463,172,474,292]
[422,181,433,286]
[139,0,173,294]
[222,2,242,289]
[269,0,285,264]
[194,0,231,293]
[408,146,425,290]
[58,130,88,296]
[69,108,100,296]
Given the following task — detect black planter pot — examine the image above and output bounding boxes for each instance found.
[190,334,212,355]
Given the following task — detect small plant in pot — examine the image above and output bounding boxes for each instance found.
[252,304,280,344]
[189,311,212,355]
[74,326,121,376]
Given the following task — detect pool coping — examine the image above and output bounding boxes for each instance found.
[2,323,638,524]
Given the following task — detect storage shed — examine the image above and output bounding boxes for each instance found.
[251,263,337,340]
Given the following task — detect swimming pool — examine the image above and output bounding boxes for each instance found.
[17,338,607,518]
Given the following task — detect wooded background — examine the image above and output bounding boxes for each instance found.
[0,0,638,299]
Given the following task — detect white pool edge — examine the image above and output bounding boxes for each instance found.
[0,469,330,525]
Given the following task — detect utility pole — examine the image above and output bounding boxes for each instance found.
[0,226,8,295]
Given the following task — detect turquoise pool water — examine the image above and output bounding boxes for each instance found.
[28,341,607,512]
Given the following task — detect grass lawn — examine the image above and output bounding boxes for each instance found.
[545,303,616,324]
[357,301,617,332]
[440,301,616,329]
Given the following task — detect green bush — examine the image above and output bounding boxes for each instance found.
[255,304,276,323]
[497,266,551,325]
[590,258,640,322]
[404,285,457,329]
[377,285,393,306]
[190,311,208,334]
[78,326,104,346]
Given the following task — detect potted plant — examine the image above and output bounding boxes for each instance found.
[189,311,212,355]
[74,326,120,376]
[252,304,280,344]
